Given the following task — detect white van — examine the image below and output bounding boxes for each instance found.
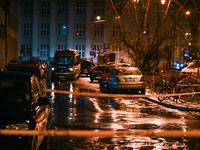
[180,60,200,77]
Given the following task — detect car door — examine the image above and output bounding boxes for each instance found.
[31,77,50,149]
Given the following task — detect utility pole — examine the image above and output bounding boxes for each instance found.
[156,0,159,67]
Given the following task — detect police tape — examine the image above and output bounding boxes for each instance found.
[1,129,200,137]
[44,88,200,98]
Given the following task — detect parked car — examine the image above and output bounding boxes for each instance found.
[107,62,117,66]
[23,59,47,75]
[99,66,116,88]
[3,63,46,88]
[117,63,132,67]
[89,65,105,82]
[0,71,50,150]
[107,67,146,94]
[180,60,200,78]
[80,58,95,76]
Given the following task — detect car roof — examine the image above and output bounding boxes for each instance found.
[0,71,34,81]
[116,66,139,69]
[5,63,39,68]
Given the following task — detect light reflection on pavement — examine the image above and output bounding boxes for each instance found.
[47,77,200,150]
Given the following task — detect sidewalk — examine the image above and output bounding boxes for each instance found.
[145,88,200,112]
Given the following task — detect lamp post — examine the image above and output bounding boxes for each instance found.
[156,0,165,67]
[186,10,200,78]
[156,0,159,67]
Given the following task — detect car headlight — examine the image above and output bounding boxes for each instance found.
[6,120,29,130]
[51,68,54,71]
[69,68,73,71]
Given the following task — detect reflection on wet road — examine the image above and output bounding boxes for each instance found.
[47,77,200,150]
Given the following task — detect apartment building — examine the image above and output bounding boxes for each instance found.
[18,0,126,64]
[0,0,18,68]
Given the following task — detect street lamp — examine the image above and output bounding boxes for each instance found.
[186,10,200,78]
[156,0,165,67]
[94,16,106,23]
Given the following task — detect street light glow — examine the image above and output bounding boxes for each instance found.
[161,0,165,4]
[186,11,190,15]
[96,16,101,20]
[133,0,139,3]
[115,16,120,19]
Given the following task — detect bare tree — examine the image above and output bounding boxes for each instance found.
[106,0,188,73]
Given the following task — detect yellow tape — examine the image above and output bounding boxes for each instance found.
[1,129,200,137]
[44,88,200,98]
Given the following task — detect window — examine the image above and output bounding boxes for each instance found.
[58,1,67,15]
[94,23,104,36]
[113,25,119,37]
[24,1,32,14]
[94,1,104,15]
[113,45,121,51]
[21,44,32,56]
[41,23,49,36]
[112,45,122,61]
[40,44,49,57]
[76,1,85,15]
[58,24,67,36]
[23,23,32,36]
[41,1,50,14]
[58,44,67,49]
[76,45,85,57]
[76,23,85,36]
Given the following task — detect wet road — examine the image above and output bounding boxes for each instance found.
[45,76,200,150]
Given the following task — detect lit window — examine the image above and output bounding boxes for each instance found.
[76,23,85,36]
[58,24,67,36]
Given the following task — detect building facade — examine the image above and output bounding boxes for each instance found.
[0,0,18,69]
[18,0,126,64]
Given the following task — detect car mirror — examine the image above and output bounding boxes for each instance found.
[36,97,50,105]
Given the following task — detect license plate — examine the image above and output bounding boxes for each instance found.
[126,78,135,82]
[59,76,65,78]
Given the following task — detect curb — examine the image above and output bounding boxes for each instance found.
[144,97,200,112]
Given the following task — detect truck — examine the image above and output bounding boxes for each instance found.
[50,49,81,81]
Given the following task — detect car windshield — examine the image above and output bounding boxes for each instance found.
[188,61,199,68]
[54,56,74,65]
[0,80,30,103]
[117,68,142,75]
[5,66,41,78]
[118,64,131,67]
